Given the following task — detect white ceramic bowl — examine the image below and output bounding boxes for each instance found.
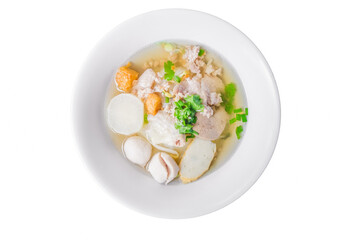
[74,9,280,218]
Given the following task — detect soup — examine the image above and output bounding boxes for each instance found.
[105,42,248,184]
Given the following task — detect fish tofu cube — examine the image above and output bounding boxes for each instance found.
[145,93,162,115]
[115,65,139,92]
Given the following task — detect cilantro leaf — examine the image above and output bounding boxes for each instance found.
[186,134,195,141]
[164,60,175,81]
[184,94,204,111]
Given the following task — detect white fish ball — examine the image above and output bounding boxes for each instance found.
[123,136,152,167]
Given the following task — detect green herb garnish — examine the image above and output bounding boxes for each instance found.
[224,102,234,114]
[165,97,169,103]
[174,94,204,141]
[235,113,247,122]
[221,82,248,139]
[245,108,248,115]
[184,94,204,111]
[198,49,205,56]
[186,134,196,141]
[241,114,247,122]
[225,83,236,98]
[174,75,181,83]
[236,126,243,139]
[229,118,237,124]
[231,110,248,139]
[234,108,243,113]
[164,60,175,81]
[144,113,148,124]
[175,123,199,135]
[221,83,237,114]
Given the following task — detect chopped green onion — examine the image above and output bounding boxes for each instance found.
[163,43,174,52]
[225,83,237,98]
[221,83,237,114]
[230,107,248,140]
[174,100,184,108]
[198,49,205,56]
[234,108,243,113]
[224,103,234,114]
[174,76,181,83]
[165,97,169,103]
[241,114,247,122]
[173,95,204,137]
[144,113,148,124]
[236,126,243,139]
[229,118,237,124]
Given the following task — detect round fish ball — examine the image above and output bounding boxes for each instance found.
[123,136,152,167]
[147,152,179,184]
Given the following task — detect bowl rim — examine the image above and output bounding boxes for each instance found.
[74,8,281,219]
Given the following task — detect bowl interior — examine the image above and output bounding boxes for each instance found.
[104,39,249,180]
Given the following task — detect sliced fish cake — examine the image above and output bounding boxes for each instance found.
[179,138,216,183]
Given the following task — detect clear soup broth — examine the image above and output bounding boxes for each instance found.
[105,41,247,182]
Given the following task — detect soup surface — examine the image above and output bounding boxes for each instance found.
[105,41,248,184]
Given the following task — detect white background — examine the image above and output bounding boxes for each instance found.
[1,0,359,239]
